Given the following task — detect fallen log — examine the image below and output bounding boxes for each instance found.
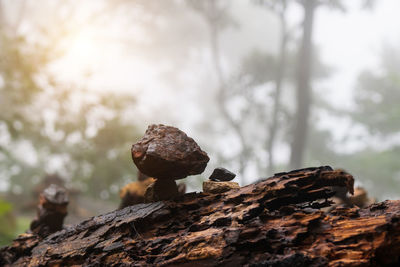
[1,166,400,266]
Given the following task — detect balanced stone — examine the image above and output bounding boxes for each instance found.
[131,124,209,180]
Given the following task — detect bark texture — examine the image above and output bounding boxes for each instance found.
[2,166,400,266]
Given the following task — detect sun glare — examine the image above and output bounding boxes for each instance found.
[49,24,159,95]
[69,34,96,66]
[61,29,101,76]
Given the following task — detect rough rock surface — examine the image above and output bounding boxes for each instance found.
[131,124,209,180]
[209,167,236,181]
[203,180,240,194]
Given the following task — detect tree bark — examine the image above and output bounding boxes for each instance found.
[2,166,400,266]
[289,0,316,169]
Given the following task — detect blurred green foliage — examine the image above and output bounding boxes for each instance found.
[0,17,141,206]
[0,199,12,217]
[0,198,30,246]
[343,45,400,199]
[0,199,15,246]
[353,47,400,135]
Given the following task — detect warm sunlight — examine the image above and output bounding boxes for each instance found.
[49,25,159,95]
[52,28,105,80]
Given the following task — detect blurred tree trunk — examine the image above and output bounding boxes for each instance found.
[266,0,288,175]
[289,0,316,169]
[190,0,249,180]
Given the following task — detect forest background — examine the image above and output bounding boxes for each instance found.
[1,0,399,244]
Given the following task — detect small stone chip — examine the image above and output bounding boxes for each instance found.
[203,180,240,194]
[209,167,236,182]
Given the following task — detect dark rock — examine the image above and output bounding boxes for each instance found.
[209,167,236,182]
[131,124,209,180]
[145,179,179,202]
[42,184,69,205]
[30,184,69,237]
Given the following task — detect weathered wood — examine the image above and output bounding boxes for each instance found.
[2,166,400,266]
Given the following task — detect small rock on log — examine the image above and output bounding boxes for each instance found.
[203,180,240,194]
[209,167,236,181]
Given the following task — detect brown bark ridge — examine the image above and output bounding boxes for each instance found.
[2,166,400,266]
